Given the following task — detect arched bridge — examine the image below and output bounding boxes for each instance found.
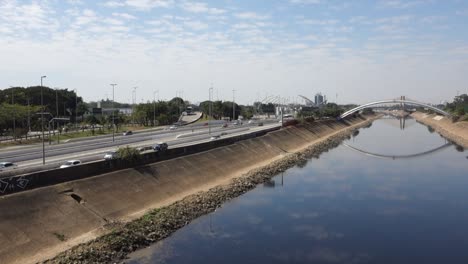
[340,99,451,119]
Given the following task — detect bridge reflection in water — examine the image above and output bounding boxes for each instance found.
[343,142,452,160]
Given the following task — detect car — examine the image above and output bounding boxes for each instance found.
[136,146,153,153]
[153,142,168,152]
[257,122,264,126]
[60,160,81,168]
[0,162,17,171]
[220,132,228,136]
[104,151,118,160]
[221,123,228,128]
[123,130,133,136]
[210,135,221,141]
[169,126,178,130]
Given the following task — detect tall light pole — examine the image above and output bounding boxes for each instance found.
[132,87,137,125]
[55,88,59,144]
[40,76,47,165]
[153,90,158,127]
[110,84,117,142]
[209,85,213,135]
[27,98,31,133]
[74,88,78,131]
[9,86,15,140]
[232,89,236,121]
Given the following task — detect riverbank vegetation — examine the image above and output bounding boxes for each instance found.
[444,94,468,122]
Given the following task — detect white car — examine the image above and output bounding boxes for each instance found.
[60,160,81,168]
[0,162,17,171]
[104,151,118,160]
[210,135,221,141]
[169,126,178,130]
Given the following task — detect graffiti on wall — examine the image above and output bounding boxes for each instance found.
[0,176,30,194]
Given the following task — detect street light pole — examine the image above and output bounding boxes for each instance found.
[56,88,59,144]
[153,90,158,127]
[9,87,16,140]
[41,76,47,165]
[74,89,78,131]
[232,89,236,121]
[132,87,137,125]
[110,84,117,142]
[209,85,213,135]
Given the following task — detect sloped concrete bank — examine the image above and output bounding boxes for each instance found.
[0,115,377,264]
[411,112,468,148]
[42,115,378,264]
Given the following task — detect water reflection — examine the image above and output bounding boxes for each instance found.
[127,118,468,264]
[343,142,452,160]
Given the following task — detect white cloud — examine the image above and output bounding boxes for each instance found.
[183,20,208,30]
[103,0,174,10]
[289,0,321,4]
[112,12,137,20]
[378,0,432,9]
[299,19,340,25]
[235,12,270,20]
[181,2,225,15]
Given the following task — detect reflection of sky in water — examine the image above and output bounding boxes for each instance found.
[127,118,468,264]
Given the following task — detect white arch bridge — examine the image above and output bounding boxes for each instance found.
[340,99,451,119]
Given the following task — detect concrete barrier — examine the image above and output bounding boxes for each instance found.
[0,126,280,196]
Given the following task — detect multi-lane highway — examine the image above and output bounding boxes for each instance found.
[0,119,281,175]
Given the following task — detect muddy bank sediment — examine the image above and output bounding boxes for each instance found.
[44,117,376,264]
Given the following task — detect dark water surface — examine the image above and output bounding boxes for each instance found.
[127,118,468,264]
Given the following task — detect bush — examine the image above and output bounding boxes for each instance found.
[116,146,141,162]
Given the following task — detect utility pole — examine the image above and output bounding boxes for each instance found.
[41,75,47,165]
[9,87,15,140]
[56,88,59,144]
[27,98,30,133]
[209,85,213,135]
[110,84,117,142]
[153,90,158,127]
[74,88,78,131]
[232,89,236,121]
[132,87,137,125]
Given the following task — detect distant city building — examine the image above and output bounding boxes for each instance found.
[315,93,324,106]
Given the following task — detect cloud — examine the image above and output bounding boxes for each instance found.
[235,12,270,20]
[103,0,174,10]
[183,20,208,30]
[181,2,225,15]
[112,12,137,20]
[378,0,431,9]
[289,0,321,4]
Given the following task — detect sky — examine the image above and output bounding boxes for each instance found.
[1,0,468,105]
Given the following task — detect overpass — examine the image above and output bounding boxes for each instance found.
[340,98,451,119]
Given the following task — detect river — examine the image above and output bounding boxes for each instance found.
[127,117,468,264]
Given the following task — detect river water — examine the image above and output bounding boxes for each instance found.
[127,117,468,264]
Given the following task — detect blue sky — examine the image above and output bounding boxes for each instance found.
[1,0,468,104]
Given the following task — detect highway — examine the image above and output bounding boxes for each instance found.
[0,120,281,175]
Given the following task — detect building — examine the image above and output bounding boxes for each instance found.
[314,93,324,106]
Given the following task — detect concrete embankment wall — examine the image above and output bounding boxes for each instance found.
[411,112,468,148]
[0,126,279,196]
[0,116,371,264]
